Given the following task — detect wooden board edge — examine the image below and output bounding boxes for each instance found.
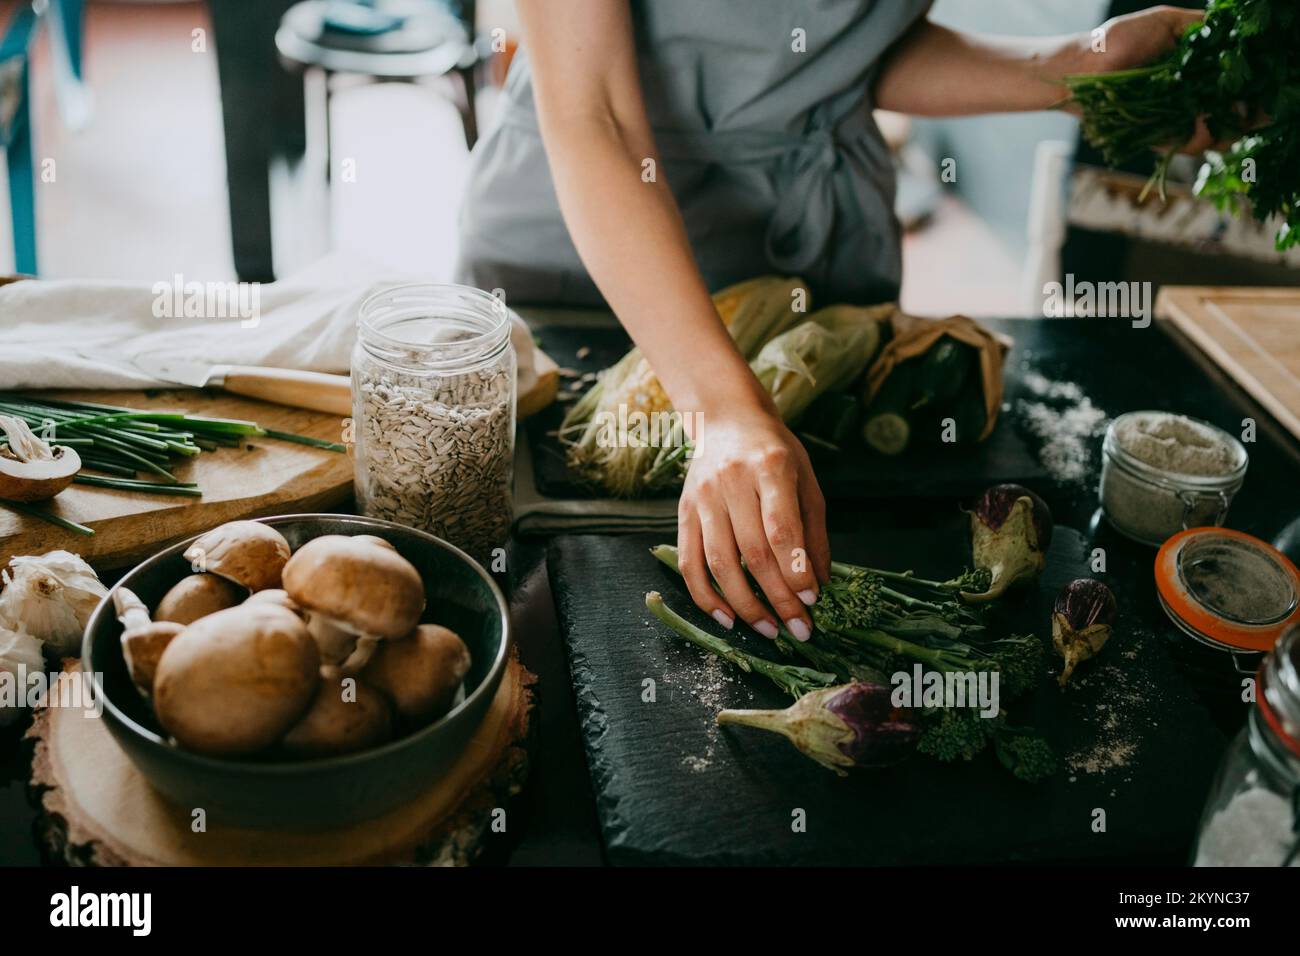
[27,656,538,867]
[1156,287,1300,445]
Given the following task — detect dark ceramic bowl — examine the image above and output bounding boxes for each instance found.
[82,514,510,830]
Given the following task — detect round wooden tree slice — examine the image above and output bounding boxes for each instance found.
[27,655,535,866]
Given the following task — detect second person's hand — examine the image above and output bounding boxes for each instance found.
[676,401,830,642]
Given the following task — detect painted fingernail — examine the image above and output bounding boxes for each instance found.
[711,609,735,630]
[754,620,779,640]
[786,618,812,642]
[798,589,818,606]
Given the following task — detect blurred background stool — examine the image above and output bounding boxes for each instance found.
[275,0,479,245]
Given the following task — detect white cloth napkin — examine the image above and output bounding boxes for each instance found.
[0,253,542,391]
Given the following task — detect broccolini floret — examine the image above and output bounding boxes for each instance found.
[994,726,1057,784]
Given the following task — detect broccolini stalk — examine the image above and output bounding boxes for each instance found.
[651,544,983,644]
[811,568,984,640]
[830,560,991,599]
[650,544,859,678]
[774,627,888,684]
[838,625,991,676]
[645,592,836,698]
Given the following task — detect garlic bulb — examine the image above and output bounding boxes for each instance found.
[0,551,107,656]
[0,623,44,726]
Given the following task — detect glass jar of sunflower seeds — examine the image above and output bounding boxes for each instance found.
[352,284,516,565]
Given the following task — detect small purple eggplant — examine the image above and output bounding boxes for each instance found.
[962,484,1054,603]
[717,682,919,776]
[1052,578,1117,686]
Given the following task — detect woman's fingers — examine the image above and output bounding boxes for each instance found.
[755,450,822,604]
[676,506,734,630]
[726,469,812,642]
[701,505,779,638]
[796,456,832,584]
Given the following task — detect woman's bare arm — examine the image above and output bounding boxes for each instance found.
[518,0,828,639]
[875,6,1202,117]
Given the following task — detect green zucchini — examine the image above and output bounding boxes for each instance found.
[945,373,988,445]
[861,360,920,456]
[910,338,975,412]
[801,391,861,449]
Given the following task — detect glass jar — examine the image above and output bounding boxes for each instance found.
[1191,625,1300,866]
[352,284,516,565]
[1099,412,1247,547]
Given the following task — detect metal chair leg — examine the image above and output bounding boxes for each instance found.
[48,0,91,130]
[7,60,37,274]
[52,0,82,77]
[452,63,477,150]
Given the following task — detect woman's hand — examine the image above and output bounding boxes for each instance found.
[1067,6,1242,154]
[1074,6,1201,76]
[676,402,830,642]
[876,6,1204,119]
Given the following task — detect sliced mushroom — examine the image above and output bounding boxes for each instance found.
[153,603,319,756]
[113,587,184,697]
[282,666,393,757]
[282,535,425,671]
[154,573,245,625]
[0,415,81,502]
[182,521,290,593]
[361,624,470,725]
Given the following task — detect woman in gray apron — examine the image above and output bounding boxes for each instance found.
[456,1,1200,638]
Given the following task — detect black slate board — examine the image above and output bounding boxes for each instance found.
[528,325,1047,501]
[547,527,1226,866]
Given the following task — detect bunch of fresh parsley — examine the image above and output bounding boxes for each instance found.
[1066,0,1299,250]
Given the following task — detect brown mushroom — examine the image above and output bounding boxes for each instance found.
[244,588,304,616]
[361,624,470,725]
[304,614,358,666]
[0,416,81,502]
[154,573,245,625]
[351,534,396,552]
[282,535,425,671]
[282,666,393,757]
[153,603,319,756]
[113,587,183,697]
[182,521,290,593]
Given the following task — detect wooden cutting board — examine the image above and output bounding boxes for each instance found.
[0,389,354,571]
[29,654,535,866]
[1157,286,1300,443]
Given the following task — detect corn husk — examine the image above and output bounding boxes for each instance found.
[559,276,809,497]
[750,304,892,424]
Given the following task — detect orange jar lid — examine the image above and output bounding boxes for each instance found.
[1156,528,1300,654]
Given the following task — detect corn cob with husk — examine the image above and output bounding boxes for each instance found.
[559,276,809,497]
[751,304,893,424]
[645,303,891,483]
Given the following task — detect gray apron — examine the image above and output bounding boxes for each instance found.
[455,0,932,307]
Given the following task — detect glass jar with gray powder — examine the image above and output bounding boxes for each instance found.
[1099,411,1248,547]
[1192,624,1300,867]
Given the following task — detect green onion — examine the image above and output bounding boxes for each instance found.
[263,428,347,453]
[0,393,346,509]
[73,475,203,496]
[0,498,95,536]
